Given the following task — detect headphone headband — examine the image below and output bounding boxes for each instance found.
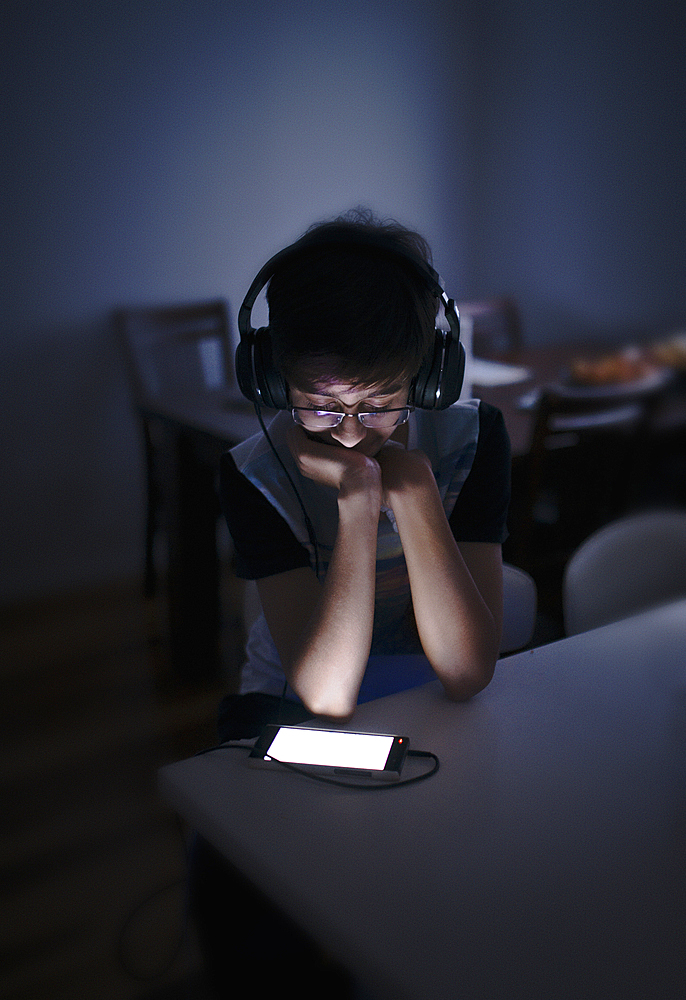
[236,227,464,410]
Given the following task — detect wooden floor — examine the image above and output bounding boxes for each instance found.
[0,575,246,1000]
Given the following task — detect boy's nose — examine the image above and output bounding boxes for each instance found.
[330,413,367,448]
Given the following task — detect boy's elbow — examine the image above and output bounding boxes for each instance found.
[301,691,357,722]
[440,658,496,703]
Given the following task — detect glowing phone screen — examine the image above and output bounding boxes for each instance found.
[265,728,394,770]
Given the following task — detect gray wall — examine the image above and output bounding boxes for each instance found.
[468,3,686,340]
[2,0,684,602]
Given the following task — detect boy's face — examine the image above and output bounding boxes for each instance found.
[288,378,412,457]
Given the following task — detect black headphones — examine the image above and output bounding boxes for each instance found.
[235,228,464,410]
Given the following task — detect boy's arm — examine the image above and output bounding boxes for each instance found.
[377,446,503,700]
[257,428,382,719]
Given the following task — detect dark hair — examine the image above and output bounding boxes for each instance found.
[266,208,438,389]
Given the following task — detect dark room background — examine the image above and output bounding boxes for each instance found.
[2,0,684,603]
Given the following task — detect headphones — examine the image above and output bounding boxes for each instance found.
[235,228,464,410]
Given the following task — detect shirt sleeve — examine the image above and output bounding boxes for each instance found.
[448,402,511,543]
[219,451,311,580]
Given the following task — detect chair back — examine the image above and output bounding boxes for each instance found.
[563,509,686,635]
[115,299,231,405]
[509,372,670,571]
[530,377,665,453]
[457,298,523,360]
[115,299,231,598]
[500,563,537,653]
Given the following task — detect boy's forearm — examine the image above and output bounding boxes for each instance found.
[387,477,500,698]
[287,488,380,718]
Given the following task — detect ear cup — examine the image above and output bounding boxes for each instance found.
[253,327,289,409]
[413,332,444,409]
[413,330,466,410]
[437,338,466,409]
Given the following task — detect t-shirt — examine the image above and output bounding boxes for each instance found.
[220,400,510,699]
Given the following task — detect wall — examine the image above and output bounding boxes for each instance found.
[1,0,469,601]
[465,1,686,340]
[1,0,684,602]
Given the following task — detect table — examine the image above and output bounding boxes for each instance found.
[140,395,263,679]
[159,599,686,999]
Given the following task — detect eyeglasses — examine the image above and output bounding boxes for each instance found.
[291,406,414,431]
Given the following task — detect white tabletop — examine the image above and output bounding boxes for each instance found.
[159,600,686,999]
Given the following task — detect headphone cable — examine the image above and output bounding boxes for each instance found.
[253,399,320,580]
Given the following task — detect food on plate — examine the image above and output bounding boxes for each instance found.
[569,347,656,386]
[650,332,686,370]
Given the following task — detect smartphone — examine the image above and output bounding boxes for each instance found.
[249,725,410,781]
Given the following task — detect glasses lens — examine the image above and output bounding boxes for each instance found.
[358,408,410,428]
[292,409,342,429]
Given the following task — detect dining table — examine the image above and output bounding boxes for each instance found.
[140,342,684,682]
[159,597,686,999]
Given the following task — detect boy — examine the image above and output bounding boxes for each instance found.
[222,209,510,722]
[190,210,511,994]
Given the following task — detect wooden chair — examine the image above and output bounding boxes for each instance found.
[507,374,671,612]
[115,299,231,596]
[457,297,523,360]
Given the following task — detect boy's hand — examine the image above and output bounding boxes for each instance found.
[286,425,382,497]
[376,443,434,506]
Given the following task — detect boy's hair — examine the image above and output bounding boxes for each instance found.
[266,208,438,390]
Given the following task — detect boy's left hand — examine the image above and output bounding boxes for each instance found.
[376,443,434,505]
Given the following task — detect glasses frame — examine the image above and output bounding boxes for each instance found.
[291,405,414,430]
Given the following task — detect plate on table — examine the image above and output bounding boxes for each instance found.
[558,348,672,398]
[516,346,674,411]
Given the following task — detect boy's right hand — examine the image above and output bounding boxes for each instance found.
[286,425,382,498]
